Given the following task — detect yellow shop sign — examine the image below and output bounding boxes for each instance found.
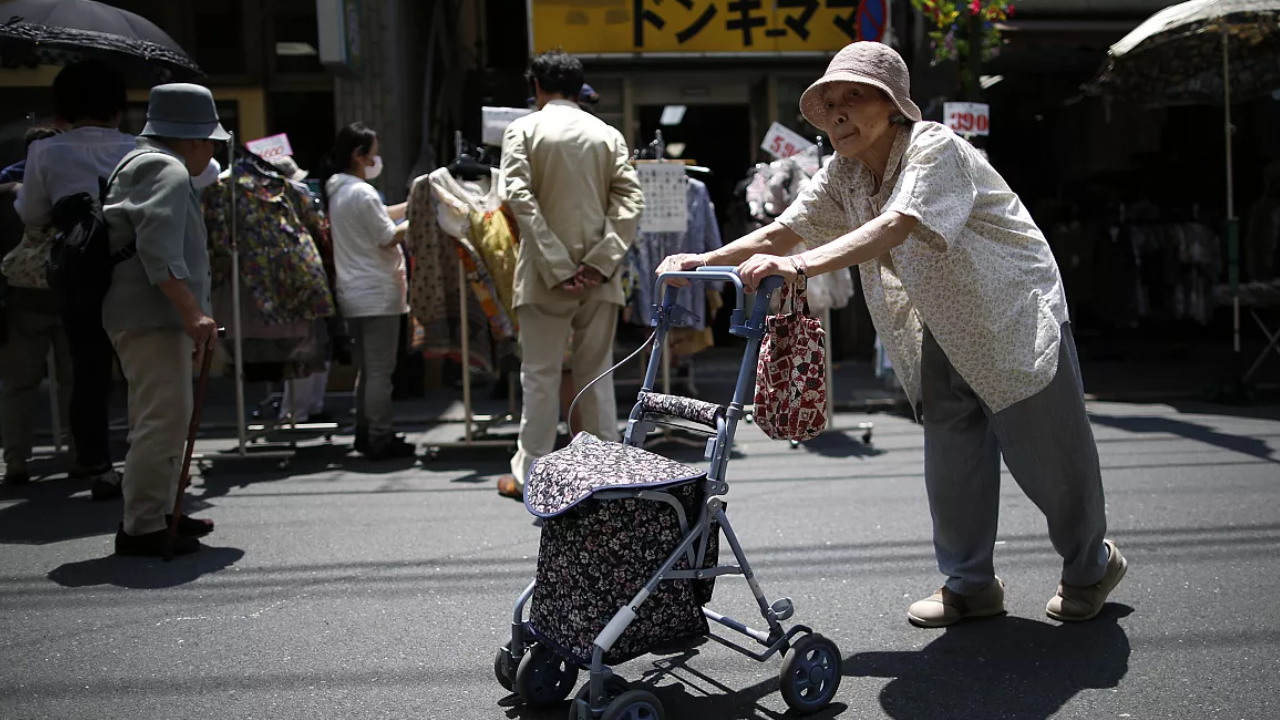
[529,0,890,56]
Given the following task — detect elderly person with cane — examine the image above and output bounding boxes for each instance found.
[103,84,223,557]
[659,42,1126,627]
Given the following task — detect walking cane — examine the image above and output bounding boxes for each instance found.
[165,337,215,561]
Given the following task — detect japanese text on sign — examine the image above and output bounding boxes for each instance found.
[245,133,294,159]
[636,163,689,233]
[481,106,533,146]
[761,122,816,160]
[943,102,990,137]
[530,0,889,55]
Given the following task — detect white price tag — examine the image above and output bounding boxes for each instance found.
[244,133,293,159]
[760,122,815,160]
[943,102,990,136]
[482,106,533,146]
[636,163,688,234]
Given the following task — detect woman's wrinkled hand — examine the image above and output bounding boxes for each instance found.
[656,253,707,287]
[737,254,797,293]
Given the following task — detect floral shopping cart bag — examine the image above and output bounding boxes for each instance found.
[753,272,827,442]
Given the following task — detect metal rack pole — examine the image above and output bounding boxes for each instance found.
[460,257,472,443]
[230,134,247,457]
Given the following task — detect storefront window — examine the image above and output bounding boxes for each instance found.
[776,76,823,142]
[273,0,325,75]
[268,92,336,173]
[192,0,247,76]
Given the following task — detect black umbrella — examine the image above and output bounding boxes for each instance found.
[0,0,202,82]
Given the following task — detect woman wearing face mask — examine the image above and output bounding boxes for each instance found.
[321,122,414,461]
[657,42,1126,629]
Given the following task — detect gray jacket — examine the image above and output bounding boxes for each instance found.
[102,138,210,333]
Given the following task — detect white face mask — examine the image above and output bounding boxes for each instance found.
[365,154,383,180]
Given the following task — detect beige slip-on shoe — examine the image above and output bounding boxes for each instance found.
[908,577,1006,628]
[1047,539,1128,622]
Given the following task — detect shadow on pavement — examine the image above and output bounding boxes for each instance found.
[797,431,886,459]
[846,604,1133,720]
[47,545,245,589]
[0,476,119,545]
[1089,412,1278,464]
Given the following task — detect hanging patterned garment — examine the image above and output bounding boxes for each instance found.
[203,159,335,325]
[405,167,517,373]
[742,159,855,314]
[431,168,518,339]
[627,177,724,329]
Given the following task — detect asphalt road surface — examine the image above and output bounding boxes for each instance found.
[2,400,1278,720]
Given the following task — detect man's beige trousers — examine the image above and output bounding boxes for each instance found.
[111,328,192,536]
[510,301,618,488]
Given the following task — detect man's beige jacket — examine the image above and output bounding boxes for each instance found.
[500,99,645,308]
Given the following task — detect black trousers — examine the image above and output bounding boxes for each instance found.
[62,304,115,473]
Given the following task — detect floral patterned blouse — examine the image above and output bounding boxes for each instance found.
[203,162,334,326]
[778,122,1068,413]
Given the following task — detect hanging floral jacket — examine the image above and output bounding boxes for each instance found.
[203,159,335,325]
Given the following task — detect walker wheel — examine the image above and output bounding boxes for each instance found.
[494,640,520,692]
[601,689,665,720]
[569,676,632,718]
[515,643,579,708]
[779,633,842,714]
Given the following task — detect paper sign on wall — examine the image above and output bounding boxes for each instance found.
[943,102,990,136]
[482,106,533,146]
[636,163,688,234]
[245,133,294,159]
[760,122,816,161]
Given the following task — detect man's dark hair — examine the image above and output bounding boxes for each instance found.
[526,50,584,100]
[24,126,61,147]
[52,61,127,124]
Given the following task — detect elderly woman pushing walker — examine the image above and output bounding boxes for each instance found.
[658,42,1126,627]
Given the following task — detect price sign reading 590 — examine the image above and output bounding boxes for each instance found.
[943,102,990,137]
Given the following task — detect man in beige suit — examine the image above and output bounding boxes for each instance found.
[497,51,645,499]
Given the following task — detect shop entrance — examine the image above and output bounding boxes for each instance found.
[639,103,753,347]
[638,104,753,229]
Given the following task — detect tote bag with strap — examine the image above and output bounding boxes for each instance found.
[753,271,828,442]
[1,225,55,289]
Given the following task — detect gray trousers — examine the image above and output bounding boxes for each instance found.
[922,322,1108,595]
[1,308,75,469]
[350,315,401,446]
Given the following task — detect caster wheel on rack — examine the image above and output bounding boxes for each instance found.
[600,689,664,720]
[278,460,290,471]
[789,439,800,449]
[862,431,873,445]
[779,633,842,715]
[515,643,579,709]
[324,434,334,443]
[568,676,631,718]
[494,640,524,692]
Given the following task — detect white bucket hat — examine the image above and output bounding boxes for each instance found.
[800,42,923,129]
[140,83,230,141]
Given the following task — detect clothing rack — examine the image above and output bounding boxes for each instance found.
[201,135,336,470]
[633,130,702,449]
[419,131,517,454]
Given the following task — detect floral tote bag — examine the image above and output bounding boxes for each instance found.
[753,272,827,442]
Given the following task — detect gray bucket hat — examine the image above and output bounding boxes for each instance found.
[140,83,230,141]
[800,42,923,129]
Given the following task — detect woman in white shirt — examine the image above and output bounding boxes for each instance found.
[321,123,414,461]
